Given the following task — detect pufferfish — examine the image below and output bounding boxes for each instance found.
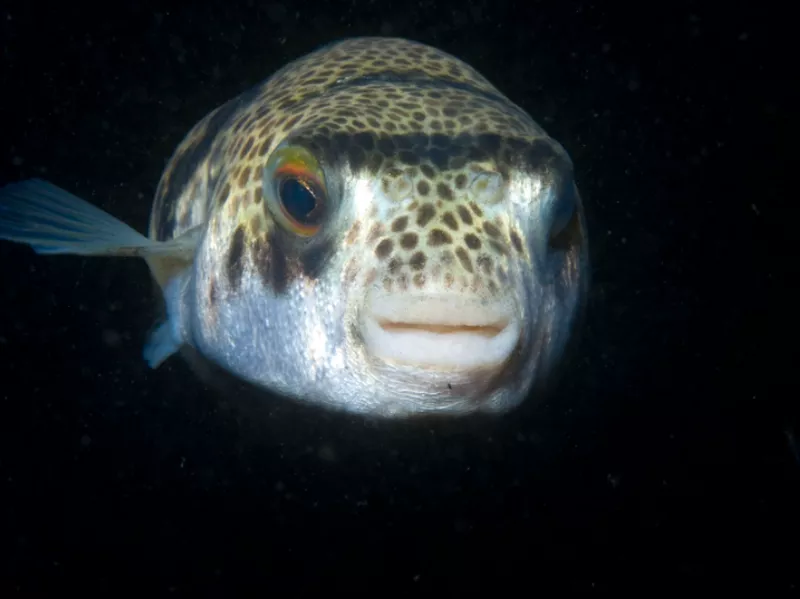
[0,37,588,418]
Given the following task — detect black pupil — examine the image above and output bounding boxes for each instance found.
[279,177,320,225]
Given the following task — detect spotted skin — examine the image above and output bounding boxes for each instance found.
[144,37,587,417]
[148,38,566,291]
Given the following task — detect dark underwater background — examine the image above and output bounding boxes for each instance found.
[0,0,793,592]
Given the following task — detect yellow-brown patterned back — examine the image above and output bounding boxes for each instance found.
[148,37,559,241]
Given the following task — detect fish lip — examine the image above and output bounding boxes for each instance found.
[375,321,508,336]
[360,292,521,370]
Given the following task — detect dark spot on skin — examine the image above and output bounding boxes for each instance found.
[398,151,420,166]
[345,220,361,245]
[299,236,334,279]
[400,232,418,250]
[522,139,570,172]
[413,273,425,288]
[455,173,468,189]
[397,274,409,291]
[428,148,448,170]
[391,215,408,232]
[409,251,426,270]
[464,233,481,250]
[416,203,436,227]
[226,226,246,289]
[377,138,395,155]
[488,280,498,295]
[353,132,375,151]
[347,145,367,171]
[420,164,436,179]
[388,257,402,275]
[375,238,394,259]
[417,180,430,196]
[428,229,452,246]
[489,240,509,256]
[483,221,502,238]
[253,231,288,293]
[442,212,458,231]
[366,152,384,175]
[510,229,524,253]
[253,185,263,204]
[449,156,467,170]
[239,166,251,187]
[452,209,472,233]
[249,218,263,237]
[284,115,302,130]
[430,134,448,148]
[470,202,483,217]
[367,223,384,243]
[437,182,454,201]
[332,132,350,152]
[477,255,493,274]
[218,182,231,207]
[208,278,218,307]
[240,137,254,159]
[477,133,502,153]
[455,247,474,273]
[258,135,274,157]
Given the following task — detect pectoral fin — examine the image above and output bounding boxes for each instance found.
[0,178,199,369]
[143,271,190,368]
[0,178,199,259]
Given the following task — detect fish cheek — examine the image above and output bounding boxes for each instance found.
[249,225,337,294]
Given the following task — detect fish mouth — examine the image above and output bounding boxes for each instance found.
[360,293,521,370]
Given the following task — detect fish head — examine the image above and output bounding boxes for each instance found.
[187,87,587,418]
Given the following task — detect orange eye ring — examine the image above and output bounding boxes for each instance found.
[264,145,328,238]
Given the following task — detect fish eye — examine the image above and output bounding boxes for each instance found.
[264,145,328,237]
[277,176,325,232]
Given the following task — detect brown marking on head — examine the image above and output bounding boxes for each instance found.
[226,225,246,290]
